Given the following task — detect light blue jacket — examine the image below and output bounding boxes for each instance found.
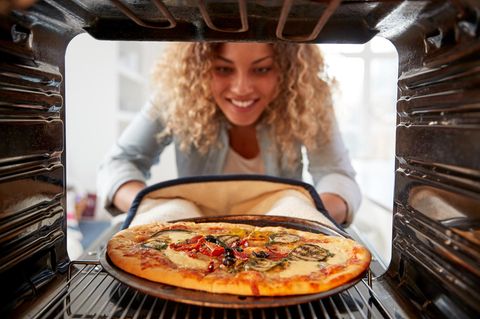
[97,102,361,224]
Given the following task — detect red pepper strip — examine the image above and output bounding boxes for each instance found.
[239,239,249,248]
[266,247,289,261]
[233,249,248,261]
[199,241,225,257]
[170,235,205,251]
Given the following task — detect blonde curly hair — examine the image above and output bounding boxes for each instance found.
[150,42,334,166]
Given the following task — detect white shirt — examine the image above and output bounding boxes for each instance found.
[222,147,265,175]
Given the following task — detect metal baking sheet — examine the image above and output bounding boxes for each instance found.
[99,215,368,309]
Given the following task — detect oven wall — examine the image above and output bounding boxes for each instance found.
[384,1,480,317]
[0,14,74,314]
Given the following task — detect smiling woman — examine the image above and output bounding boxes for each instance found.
[96,42,362,225]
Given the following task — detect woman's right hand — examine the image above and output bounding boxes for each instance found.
[112,180,146,213]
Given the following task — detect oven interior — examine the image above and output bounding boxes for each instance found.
[0,0,479,318]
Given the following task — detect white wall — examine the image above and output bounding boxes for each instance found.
[65,34,119,194]
[65,34,177,218]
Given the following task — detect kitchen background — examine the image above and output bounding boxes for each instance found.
[65,34,398,267]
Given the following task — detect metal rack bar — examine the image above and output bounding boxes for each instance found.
[276,0,342,41]
[82,278,117,318]
[107,282,130,319]
[109,0,176,29]
[307,302,318,319]
[146,297,158,319]
[132,293,149,319]
[362,278,393,318]
[34,263,92,319]
[198,0,248,32]
[346,289,368,319]
[60,268,105,319]
[36,261,390,318]
[119,289,139,319]
[92,278,123,319]
[338,292,356,319]
[296,304,306,319]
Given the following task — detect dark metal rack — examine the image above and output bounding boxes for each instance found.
[32,261,392,319]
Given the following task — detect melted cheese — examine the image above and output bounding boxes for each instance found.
[163,231,196,243]
[277,261,321,278]
[319,243,348,265]
[163,248,209,269]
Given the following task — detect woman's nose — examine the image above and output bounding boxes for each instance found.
[230,72,253,95]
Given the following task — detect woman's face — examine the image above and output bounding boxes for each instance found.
[210,43,279,127]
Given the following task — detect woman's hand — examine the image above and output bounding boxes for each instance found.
[319,193,348,224]
[112,180,146,213]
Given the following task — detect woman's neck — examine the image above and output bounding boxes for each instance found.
[228,125,260,159]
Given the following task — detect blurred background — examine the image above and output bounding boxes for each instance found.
[65,34,397,267]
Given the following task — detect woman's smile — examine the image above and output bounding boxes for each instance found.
[228,98,258,108]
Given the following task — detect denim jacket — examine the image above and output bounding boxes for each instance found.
[97,102,361,224]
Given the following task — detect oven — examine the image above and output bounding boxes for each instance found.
[0,0,479,318]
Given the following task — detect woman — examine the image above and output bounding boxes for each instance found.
[97,42,361,225]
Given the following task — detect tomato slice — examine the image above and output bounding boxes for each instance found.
[233,249,248,261]
[200,241,225,257]
[170,235,205,251]
[266,247,289,260]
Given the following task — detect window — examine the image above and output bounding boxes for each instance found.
[319,37,398,265]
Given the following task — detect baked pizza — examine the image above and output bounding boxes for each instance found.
[107,221,371,296]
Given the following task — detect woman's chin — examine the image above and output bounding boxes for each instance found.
[224,113,262,127]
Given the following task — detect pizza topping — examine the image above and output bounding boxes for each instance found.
[199,241,225,257]
[269,232,300,244]
[245,257,288,272]
[162,248,210,269]
[237,239,248,249]
[265,247,290,260]
[205,235,222,244]
[277,260,323,278]
[169,235,205,251]
[207,260,215,272]
[142,240,168,251]
[289,244,334,261]
[151,229,194,241]
[222,256,236,267]
[245,257,278,271]
[232,248,248,261]
[217,234,241,247]
[252,250,269,259]
[246,230,272,246]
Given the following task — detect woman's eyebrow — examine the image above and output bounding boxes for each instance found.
[252,56,274,64]
[214,56,274,64]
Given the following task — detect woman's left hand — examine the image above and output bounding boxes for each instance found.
[320,193,348,224]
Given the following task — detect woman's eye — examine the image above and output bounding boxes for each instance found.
[214,66,233,74]
[254,67,272,74]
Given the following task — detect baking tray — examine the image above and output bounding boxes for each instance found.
[99,215,368,309]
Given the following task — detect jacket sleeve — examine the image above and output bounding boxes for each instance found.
[96,100,172,215]
[306,117,362,225]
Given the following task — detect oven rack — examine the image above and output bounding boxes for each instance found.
[108,0,341,42]
[32,260,392,319]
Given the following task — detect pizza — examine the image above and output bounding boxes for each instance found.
[106,221,371,296]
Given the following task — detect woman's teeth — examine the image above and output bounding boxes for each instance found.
[231,99,255,108]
